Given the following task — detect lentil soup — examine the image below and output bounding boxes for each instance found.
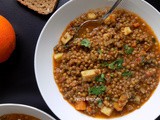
[53,8,160,118]
[0,114,40,120]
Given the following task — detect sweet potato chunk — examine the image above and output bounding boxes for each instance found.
[104,14,116,24]
[114,94,129,111]
[133,22,140,28]
[75,101,87,111]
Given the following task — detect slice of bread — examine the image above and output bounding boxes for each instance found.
[17,0,58,15]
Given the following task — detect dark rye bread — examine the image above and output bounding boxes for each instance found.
[17,0,58,15]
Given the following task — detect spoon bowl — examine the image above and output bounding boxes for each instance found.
[76,0,123,37]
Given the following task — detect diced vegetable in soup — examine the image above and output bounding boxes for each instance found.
[0,114,40,120]
[53,8,160,118]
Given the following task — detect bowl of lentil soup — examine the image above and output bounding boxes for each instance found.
[0,104,55,120]
[34,0,160,119]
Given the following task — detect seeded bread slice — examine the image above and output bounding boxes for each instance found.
[17,0,58,15]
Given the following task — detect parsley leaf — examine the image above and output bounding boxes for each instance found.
[108,62,116,70]
[101,62,109,67]
[122,71,132,77]
[108,58,124,70]
[97,99,103,106]
[116,59,124,69]
[124,45,134,54]
[80,39,91,48]
[89,85,106,95]
[95,74,106,82]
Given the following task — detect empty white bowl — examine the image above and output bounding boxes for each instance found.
[34,0,160,120]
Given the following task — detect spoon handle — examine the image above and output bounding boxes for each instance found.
[102,0,123,20]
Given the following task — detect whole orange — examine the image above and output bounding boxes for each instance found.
[0,15,16,63]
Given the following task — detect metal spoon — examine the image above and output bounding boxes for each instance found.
[76,0,123,37]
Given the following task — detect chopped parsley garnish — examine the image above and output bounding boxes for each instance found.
[97,99,103,106]
[80,39,91,48]
[124,45,134,54]
[89,85,106,95]
[122,71,132,77]
[95,74,106,82]
[101,62,109,67]
[108,58,124,70]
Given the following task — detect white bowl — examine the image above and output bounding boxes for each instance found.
[0,104,55,120]
[34,0,160,120]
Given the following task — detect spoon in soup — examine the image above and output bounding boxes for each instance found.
[76,0,123,37]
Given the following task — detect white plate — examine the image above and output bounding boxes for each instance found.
[0,103,55,120]
[34,0,160,120]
